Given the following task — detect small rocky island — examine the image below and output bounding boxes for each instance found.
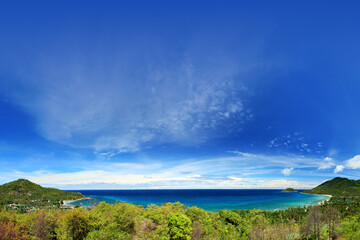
[282,188,297,192]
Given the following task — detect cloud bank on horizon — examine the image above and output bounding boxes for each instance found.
[1,1,360,189]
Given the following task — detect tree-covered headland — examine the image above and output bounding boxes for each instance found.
[1,177,360,239]
[0,179,83,209]
[303,177,360,197]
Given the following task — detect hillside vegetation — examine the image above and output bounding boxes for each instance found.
[0,179,83,207]
[302,177,360,197]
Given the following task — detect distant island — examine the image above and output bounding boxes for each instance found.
[0,179,84,210]
[282,188,297,192]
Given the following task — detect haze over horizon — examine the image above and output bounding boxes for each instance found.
[1,1,360,190]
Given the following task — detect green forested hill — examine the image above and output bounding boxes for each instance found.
[0,179,83,206]
[303,177,360,197]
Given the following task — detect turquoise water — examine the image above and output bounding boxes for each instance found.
[66,189,330,211]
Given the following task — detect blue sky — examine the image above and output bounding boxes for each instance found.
[1,0,360,189]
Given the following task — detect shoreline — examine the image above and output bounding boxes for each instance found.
[62,197,91,208]
[300,192,332,205]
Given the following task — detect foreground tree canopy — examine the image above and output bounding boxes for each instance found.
[1,198,360,240]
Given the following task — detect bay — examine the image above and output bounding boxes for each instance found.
[65,189,330,211]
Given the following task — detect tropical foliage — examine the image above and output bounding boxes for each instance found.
[1,199,360,239]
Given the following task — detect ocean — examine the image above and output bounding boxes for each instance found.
[65,189,329,211]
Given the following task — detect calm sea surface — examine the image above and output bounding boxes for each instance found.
[66,189,330,211]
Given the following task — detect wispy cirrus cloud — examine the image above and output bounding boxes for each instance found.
[267,132,324,154]
[2,47,257,155]
[226,151,325,169]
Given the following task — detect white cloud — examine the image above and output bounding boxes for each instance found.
[345,155,360,169]
[228,176,244,181]
[281,168,294,176]
[318,157,335,169]
[334,165,345,173]
[7,169,312,190]
[0,153,328,189]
